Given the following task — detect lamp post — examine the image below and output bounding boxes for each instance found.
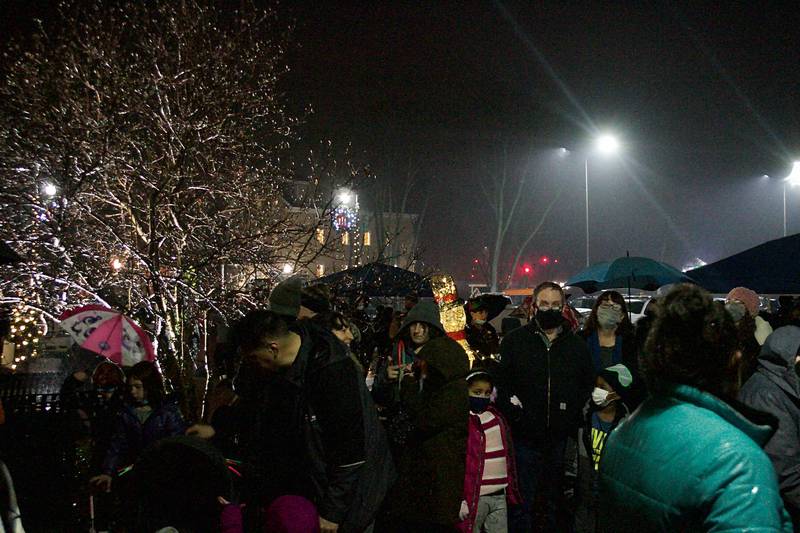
[784,162,800,237]
[584,134,620,266]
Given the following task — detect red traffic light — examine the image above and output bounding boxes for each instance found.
[522,265,532,274]
[540,256,549,264]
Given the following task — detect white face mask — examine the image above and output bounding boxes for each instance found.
[592,387,612,407]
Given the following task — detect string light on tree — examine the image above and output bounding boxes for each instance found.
[10,305,45,369]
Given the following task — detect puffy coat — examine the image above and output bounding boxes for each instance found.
[458,405,521,533]
[599,382,793,532]
[102,401,187,475]
[739,325,800,526]
[388,334,470,527]
[496,319,595,445]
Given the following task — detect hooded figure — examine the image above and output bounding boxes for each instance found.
[383,305,471,530]
[739,325,800,526]
[371,301,445,407]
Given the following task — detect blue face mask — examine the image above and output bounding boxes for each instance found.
[469,396,491,413]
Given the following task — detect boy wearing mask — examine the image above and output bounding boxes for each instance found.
[576,364,635,532]
[459,371,521,533]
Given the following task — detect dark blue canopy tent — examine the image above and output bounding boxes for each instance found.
[686,234,800,294]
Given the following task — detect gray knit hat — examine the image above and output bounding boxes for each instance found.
[268,276,303,317]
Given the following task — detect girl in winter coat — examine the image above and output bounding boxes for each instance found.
[458,370,521,533]
[90,361,187,492]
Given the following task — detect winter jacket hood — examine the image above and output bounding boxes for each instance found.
[417,335,470,385]
[398,301,445,337]
[756,325,800,398]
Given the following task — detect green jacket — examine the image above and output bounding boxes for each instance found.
[387,335,470,526]
[598,383,793,532]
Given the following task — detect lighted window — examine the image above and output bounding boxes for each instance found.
[363,232,371,246]
[342,232,350,245]
[316,228,325,244]
[316,264,325,277]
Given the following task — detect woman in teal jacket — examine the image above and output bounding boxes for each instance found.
[598,284,793,532]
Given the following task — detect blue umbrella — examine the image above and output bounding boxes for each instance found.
[566,256,695,294]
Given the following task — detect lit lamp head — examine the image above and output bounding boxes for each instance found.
[786,161,800,188]
[595,134,620,155]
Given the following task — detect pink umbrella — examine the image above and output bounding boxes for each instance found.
[59,304,156,366]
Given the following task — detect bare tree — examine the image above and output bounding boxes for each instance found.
[362,153,429,271]
[479,140,564,291]
[0,1,359,400]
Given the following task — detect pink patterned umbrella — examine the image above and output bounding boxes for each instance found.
[59,305,156,366]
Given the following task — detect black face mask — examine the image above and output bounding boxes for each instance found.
[536,308,563,330]
[469,396,491,413]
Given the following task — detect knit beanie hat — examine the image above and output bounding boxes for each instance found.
[726,287,760,317]
[269,276,303,318]
[599,364,634,403]
[301,284,332,314]
[264,495,320,533]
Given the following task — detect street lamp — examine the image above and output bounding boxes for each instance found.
[43,183,57,196]
[784,161,800,237]
[584,133,621,266]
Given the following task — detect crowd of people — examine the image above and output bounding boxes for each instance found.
[13,279,800,532]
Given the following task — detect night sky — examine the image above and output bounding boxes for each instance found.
[4,2,800,285]
[284,1,800,283]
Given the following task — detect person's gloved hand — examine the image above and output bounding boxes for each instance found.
[459,500,469,521]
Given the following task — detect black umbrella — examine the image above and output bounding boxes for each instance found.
[467,293,512,322]
[313,262,433,297]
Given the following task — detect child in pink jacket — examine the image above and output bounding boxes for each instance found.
[458,370,521,533]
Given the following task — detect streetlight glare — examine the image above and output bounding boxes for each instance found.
[786,161,800,187]
[43,183,57,196]
[282,263,294,274]
[595,134,620,155]
[338,191,353,204]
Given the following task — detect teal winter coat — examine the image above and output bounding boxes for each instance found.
[598,382,793,532]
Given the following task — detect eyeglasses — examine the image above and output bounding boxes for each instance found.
[599,302,623,311]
